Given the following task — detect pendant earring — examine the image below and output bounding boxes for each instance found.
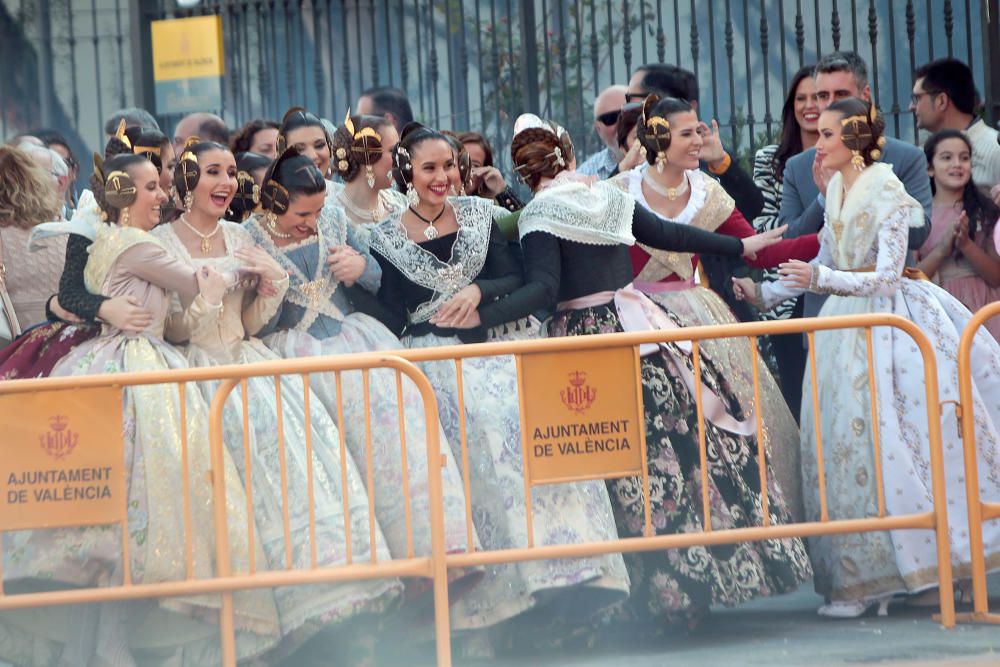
[460,184,466,196]
[406,183,419,207]
[449,184,457,196]
[120,208,130,227]
[365,165,376,189]
[183,190,194,211]
[265,211,277,231]
[850,150,865,172]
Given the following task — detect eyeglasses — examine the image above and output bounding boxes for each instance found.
[595,109,622,126]
[910,90,941,105]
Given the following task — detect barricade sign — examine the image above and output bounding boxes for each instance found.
[518,346,646,484]
[0,386,125,530]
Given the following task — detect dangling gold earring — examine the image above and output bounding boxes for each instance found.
[183,190,194,211]
[120,207,130,227]
[460,184,466,196]
[406,183,419,207]
[365,164,376,189]
[449,184,457,196]
[851,150,865,171]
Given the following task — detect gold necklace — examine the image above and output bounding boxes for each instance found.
[179,215,221,254]
[643,171,689,200]
[338,189,386,224]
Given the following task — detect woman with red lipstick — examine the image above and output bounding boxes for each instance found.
[364,123,631,646]
[611,95,817,520]
[153,140,401,665]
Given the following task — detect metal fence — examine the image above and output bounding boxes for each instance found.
[1,0,996,181]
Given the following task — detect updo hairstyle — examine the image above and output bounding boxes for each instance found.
[277,106,332,155]
[105,122,169,172]
[636,94,694,170]
[509,119,575,191]
[826,97,887,167]
[331,112,392,183]
[390,122,450,191]
[259,147,326,217]
[91,153,146,224]
[172,138,231,209]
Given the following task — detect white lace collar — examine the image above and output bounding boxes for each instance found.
[518,179,635,245]
[369,196,495,324]
[624,165,707,226]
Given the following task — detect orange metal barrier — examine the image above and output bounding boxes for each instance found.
[0,355,452,667]
[0,312,960,667]
[953,302,1000,625]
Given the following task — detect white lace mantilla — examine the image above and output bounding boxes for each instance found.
[517,179,635,246]
[246,207,349,331]
[369,196,496,324]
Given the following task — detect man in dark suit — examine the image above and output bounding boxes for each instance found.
[779,51,932,319]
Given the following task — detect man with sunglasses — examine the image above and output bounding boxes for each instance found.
[578,84,627,179]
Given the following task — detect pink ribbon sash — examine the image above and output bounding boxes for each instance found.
[558,283,757,437]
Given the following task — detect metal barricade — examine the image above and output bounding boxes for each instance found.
[0,354,452,667]
[953,302,1000,625]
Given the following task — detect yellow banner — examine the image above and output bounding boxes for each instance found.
[151,15,225,81]
[0,387,125,530]
[519,347,645,485]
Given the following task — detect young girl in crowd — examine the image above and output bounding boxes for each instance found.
[917,129,1000,340]
[734,98,1000,618]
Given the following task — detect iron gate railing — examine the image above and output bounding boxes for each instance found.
[1,0,996,183]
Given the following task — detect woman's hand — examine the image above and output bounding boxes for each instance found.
[698,120,727,166]
[49,296,83,324]
[741,225,786,261]
[777,260,813,289]
[468,166,507,198]
[617,139,646,173]
[953,210,972,254]
[235,246,287,283]
[429,284,482,328]
[196,266,228,306]
[731,276,764,309]
[97,295,153,332]
[327,245,367,286]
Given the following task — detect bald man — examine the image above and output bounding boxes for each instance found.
[577,84,627,179]
[172,112,229,151]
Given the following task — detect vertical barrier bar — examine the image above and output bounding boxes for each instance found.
[274,378,293,570]
[240,379,256,574]
[363,369,378,562]
[303,375,318,569]
[748,337,770,527]
[691,342,713,532]
[807,332,829,522]
[209,378,238,667]
[454,359,475,552]
[865,328,887,518]
[178,383,194,579]
[334,371,353,564]
[514,354,536,548]
[395,370,415,558]
[632,347,653,538]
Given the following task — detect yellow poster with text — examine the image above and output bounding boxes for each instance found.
[520,347,645,485]
[151,15,225,81]
[0,387,125,531]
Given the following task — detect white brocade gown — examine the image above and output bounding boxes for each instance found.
[761,164,1000,601]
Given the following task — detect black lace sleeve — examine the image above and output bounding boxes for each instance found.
[632,204,744,256]
[473,222,524,302]
[56,234,107,322]
[478,231,557,328]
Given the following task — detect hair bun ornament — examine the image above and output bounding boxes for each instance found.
[640,93,672,172]
[259,146,299,214]
[114,119,132,149]
[103,170,139,209]
[343,107,384,187]
[228,170,261,222]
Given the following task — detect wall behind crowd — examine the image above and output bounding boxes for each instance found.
[1,0,991,184]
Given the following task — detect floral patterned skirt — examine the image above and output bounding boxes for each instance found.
[547,301,811,627]
[0,322,99,380]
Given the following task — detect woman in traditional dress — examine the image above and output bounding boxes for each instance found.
[245,148,478,593]
[0,126,171,379]
[502,114,811,633]
[277,106,342,196]
[152,139,401,664]
[361,123,630,643]
[733,97,1000,617]
[0,152,281,665]
[610,95,821,519]
[329,111,404,245]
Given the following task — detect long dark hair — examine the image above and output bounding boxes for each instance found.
[771,65,816,183]
[925,129,999,241]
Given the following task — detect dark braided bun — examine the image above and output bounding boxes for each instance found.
[510,118,574,191]
[636,94,693,167]
[828,97,886,166]
[331,113,391,183]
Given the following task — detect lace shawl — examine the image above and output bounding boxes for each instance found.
[369,196,496,324]
[517,179,635,246]
[246,207,349,331]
